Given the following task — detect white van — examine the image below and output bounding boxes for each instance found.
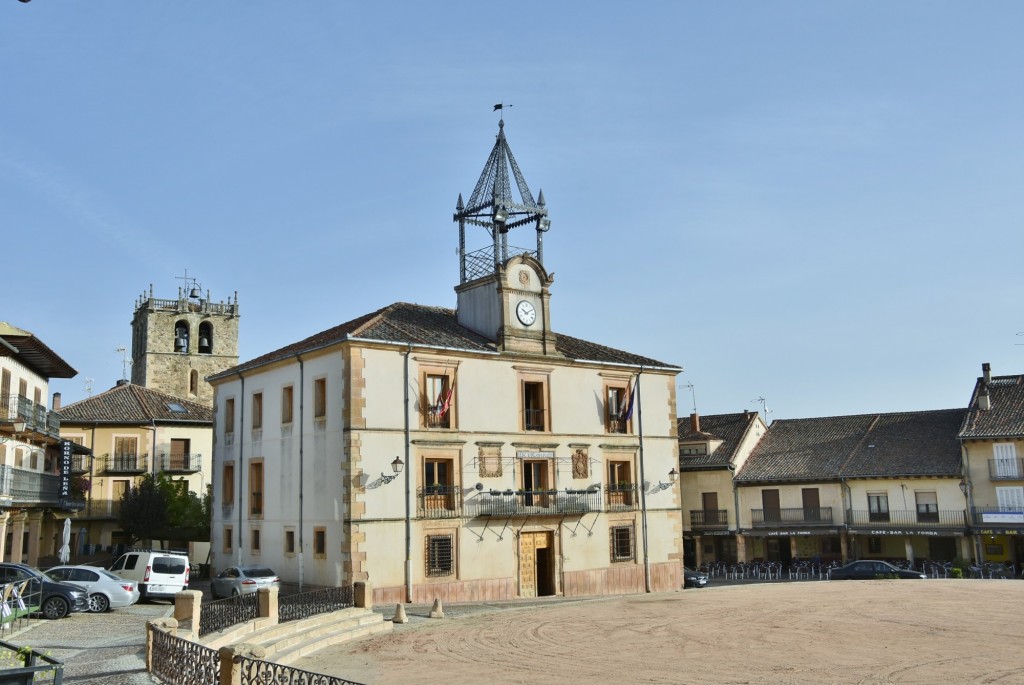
[110,549,190,600]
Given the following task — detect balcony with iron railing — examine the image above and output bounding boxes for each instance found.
[524,408,545,432]
[689,509,730,530]
[846,508,965,530]
[0,465,85,510]
[102,453,149,474]
[417,485,461,519]
[463,488,603,517]
[159,453,202,474]
[751,507,834,528]
[605,483,639,511]
[607,413,628,434]
[81,498,122,519]
[69,454,91,474]
[423,409,451,429]
[971,507,1024,527]
[0,394,62,440]
[250,492,263,518]
[988,458,1024,480]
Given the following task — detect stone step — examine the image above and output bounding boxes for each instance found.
[272,617,393,665]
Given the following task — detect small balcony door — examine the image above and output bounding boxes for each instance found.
[802,488,820,522]
[762,489,780,522]
[170,439,189,470]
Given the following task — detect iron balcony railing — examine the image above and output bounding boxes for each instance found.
[524,408,545,431]
[751,507,834,527]
[103,453,149,473]
[159,453,202,473]
[988,458,1024,480]
[423,409,451,429]
[607,415,628,434]
[605,483,639,511]
[464,488,603,517]
[846,508,965,530]
[971,507,1024,527]
[417,485,462,519]
[250,492,263,517]
[83,498,122,519]
[690,508,730,529]
[70,454,91,474]
[0,464,84,510]
[0,393,61,438]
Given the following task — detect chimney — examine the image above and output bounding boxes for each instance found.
[982,362,991,385]
[979,384,991,411]
[690,412,700,433]
[52,392,61,411]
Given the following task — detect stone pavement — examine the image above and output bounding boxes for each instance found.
[2,599,172,684]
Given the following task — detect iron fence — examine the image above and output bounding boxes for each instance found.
[149,624,220,685]
[605,484,639,512]
[0,639,64,684]
[103,453,149,473]
[416,485,462,518]
[988,458,1024,480]
[198,591,259,637]
[239,654,365,685]
[278,586,354,623]
[160,453,202,473]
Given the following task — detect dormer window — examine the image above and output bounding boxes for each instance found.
[174,320,190,353]
[680,444,708,456]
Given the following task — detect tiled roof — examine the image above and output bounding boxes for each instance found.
[736,409,966,482]
[58,383,213,424]
[0,322,77,379]
[959,374,1024,439]
[678,412,760,469]
[212,302,677,379]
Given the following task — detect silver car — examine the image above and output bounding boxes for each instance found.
[45,565,140,612]
[210,565,280,599]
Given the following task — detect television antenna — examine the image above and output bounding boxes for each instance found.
[83,377,94,397]
[115,346,132,382]
[680,382,697,414]
[752,396,772,422]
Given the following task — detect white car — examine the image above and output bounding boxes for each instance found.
[45,565,140,612]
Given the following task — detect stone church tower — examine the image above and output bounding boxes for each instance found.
[130,279,239,406]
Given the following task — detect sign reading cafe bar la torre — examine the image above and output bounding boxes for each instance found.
[207,116,684,604]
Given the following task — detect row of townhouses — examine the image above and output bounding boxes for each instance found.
[681,363,1024,570]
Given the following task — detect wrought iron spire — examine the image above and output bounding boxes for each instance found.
[454,119,550,283]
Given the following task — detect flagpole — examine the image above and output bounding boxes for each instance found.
[636,367,651,593]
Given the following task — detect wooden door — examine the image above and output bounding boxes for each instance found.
[801,488,820,521]
[762,489,780,522]
[519,531,553,598]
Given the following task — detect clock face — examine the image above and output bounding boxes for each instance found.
[516,300,537,326]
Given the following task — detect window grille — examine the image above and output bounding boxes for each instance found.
[610,525,635,563]
[426,534,454,577]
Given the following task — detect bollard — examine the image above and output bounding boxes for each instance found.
[393,603,408,624]
[429,598,445,619]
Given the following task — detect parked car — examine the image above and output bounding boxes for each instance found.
[210,565,281,599]
[828,560,927,580]
[45,565,140,612]
[683,567,708,588]
[109,550,190,600]
[0,562,89,619]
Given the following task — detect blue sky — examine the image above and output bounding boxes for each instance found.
[2,3,1021,421]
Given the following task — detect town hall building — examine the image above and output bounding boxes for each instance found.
[208,120,683,603]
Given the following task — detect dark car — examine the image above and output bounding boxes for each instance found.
[683,566,708,588]
[0,562,90,618]
[828,560,927,580]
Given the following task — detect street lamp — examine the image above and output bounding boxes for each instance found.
[381,456,404,485]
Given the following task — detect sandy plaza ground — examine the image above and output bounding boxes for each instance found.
[291,580,1024,685]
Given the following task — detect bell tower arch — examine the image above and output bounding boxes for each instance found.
[130,274,240,406]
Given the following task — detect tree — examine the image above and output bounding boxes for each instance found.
[117,473,211,546]
[117,474,169,545]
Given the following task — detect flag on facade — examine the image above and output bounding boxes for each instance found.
[439,382,455,418]
[620,378,636,421]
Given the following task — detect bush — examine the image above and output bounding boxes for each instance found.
[950,567,964,579]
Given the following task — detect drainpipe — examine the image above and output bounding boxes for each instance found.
[403,344,412,603]
[297,355,305,592]
[635,367,651,593]
[236,373,245,566]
